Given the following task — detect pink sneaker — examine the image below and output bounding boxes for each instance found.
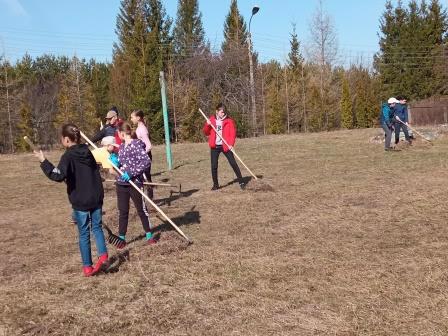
[147,238,157,245]
[83,266,94,277]
[91,253,109,275]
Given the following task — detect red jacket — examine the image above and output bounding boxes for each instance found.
[203,115,237,152]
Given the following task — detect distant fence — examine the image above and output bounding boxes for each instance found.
[410,97,448,126]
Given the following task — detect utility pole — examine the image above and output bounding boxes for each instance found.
[248,6,260,137]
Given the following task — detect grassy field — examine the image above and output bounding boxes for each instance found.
[1,128,448,335]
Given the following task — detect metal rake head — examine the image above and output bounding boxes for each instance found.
[103,224,126,248]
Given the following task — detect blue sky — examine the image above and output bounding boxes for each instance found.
[0,0,401,64]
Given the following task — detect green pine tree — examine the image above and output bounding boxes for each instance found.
[265,61,285,134]
[173,0,205,56]
[287,23,306,131]
[221,0,248,52]
[340,76,353,129]
[180,85,202,141]
[112,0,172,143]
[14,102,33,152]
[287,24,304,75]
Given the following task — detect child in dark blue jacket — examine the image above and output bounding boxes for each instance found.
[393,96,412,145]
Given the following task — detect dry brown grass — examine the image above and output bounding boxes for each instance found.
[2,128,448,335]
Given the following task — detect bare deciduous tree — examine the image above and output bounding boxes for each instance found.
[308,0,338,129]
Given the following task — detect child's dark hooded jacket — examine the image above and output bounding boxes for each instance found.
[40,144,104,211]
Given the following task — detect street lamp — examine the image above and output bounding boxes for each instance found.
[248,5,259,137]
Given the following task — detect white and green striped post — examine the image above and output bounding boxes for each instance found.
[159,71,173,170]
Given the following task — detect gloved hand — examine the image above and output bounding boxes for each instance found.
[121,171,131,182]
[109,153,119,167]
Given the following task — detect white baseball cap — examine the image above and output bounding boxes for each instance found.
[101,136,119,147]
[387,97,399,104]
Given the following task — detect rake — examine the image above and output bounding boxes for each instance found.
[198,108,258,180]
[395,116,433,145]
[23,136,37,151]
[80,131,192,244]
[103,224,126,248]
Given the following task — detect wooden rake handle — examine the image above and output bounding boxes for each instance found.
[104,179,176,188]
[198,108,258,180]
[395,117,432,144]
[23,136,38,151]
[80,131,192,243]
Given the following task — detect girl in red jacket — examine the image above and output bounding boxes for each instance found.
[203,103,245,190]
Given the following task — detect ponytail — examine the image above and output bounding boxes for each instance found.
[61,124,81,144]
[131,110,146,126]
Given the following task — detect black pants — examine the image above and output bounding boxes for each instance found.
[143,152,154,199]
[144,151,152,182]
[116,183,151,236]
[211,145,243,186]
[394,123,411,144]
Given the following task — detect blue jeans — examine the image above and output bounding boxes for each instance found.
[73,208,108,267]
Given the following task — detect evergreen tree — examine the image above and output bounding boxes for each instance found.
[173,0,205,56]
[340,76,353,129]
[307,85,323,132]
[112,0,172,143]
[14,102,33,152]
[287,24,304,74]
[180,85,202,141]
[375,1,406,97]
[287,23,306,132]
[265,61,284,134]
[86,59,111,119]
[376,0,448,99]
[221,0,248,52]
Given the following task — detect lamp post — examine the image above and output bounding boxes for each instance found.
[248,5,259,137]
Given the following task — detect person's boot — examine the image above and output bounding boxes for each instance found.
[211,185,219,191]
[91,253,109,275]
[83,266,94,277]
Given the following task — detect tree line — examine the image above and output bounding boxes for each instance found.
[0,0,447,153]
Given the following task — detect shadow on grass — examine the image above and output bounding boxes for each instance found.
[155,188,199,207]
[220,175,261,189]
[154,206,200,234]
[152,159,206,178]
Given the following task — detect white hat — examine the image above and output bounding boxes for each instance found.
[387,97,399,104]
[101,136,119,147]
